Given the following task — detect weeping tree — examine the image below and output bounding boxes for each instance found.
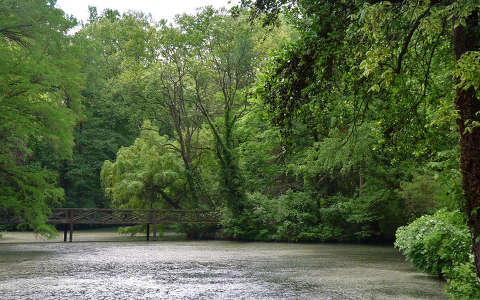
[100,122,184,210]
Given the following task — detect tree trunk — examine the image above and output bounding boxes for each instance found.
[453,10,480,281]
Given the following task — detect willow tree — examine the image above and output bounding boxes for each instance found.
[100,122,183,209]
[0,0,84,234]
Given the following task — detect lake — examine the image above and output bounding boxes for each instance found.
[0,231,446,299]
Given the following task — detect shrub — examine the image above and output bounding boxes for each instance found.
[222,191,322,242]
[221,193,277,240]
[445,260,480,299]
[395,209,470,276]
[273,191,321,242]
[395,209,480,298]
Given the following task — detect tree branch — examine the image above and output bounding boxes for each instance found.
[395,5,432,74]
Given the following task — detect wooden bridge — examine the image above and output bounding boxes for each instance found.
[0,208,220,242]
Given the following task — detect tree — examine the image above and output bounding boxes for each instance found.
[452,2,480,280]
[0,0,84,234]
[63,10,159,208]
[354,0,480,281]
[183,8,258,219]
[144,22,207,208]
[100,122,183,209]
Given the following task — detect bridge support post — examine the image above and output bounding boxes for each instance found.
[69,222,73,242]
[69,210,73,242]
[152,210,157,241]
[63,224,67,242]
[146,223,150,241]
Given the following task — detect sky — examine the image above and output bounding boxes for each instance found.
[56,0,238,24]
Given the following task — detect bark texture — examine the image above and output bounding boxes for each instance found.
[453,10,480,281]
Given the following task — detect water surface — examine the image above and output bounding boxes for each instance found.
[0,236,446,299]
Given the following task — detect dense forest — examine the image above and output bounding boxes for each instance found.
[1,0,480,297]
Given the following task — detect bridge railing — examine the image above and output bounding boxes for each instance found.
[55,208,222,224]
[0,208,220,225]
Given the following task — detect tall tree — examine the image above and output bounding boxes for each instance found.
[144,23,207,208]
[63,10,158,208]
[452,3,480,280]
[184,9,258,218]
[0,0,84,234]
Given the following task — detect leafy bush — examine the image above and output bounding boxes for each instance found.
[273,191,321,242]
[318,185,404,242]
[445,261,480,299]
[395,209,470,276]
[222,191,323,242]
[222,193,277,240]
[222,189,404,243]
[395,209,480,298]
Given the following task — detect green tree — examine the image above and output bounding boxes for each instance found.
[353,0,480,281]
[100,122,183,209]
[185,9,258,220]
[0,0,84,234]
[144,22,207,208]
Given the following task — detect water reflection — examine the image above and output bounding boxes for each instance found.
[0,241,446,299]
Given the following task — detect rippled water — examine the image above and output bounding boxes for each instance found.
[0,239,446,299]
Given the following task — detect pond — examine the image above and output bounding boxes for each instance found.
[0,232,446,299]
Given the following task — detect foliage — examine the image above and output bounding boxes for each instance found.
[240,1,480,295]
[100,121,184,209]
[221,192,275,240]
[397,172,447,219]
[445,261,480,299]
[0,0,84,235]
[62,10,160,209]
[4,7,480,299]
[395,209,480,298]
[395,210,471,276]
